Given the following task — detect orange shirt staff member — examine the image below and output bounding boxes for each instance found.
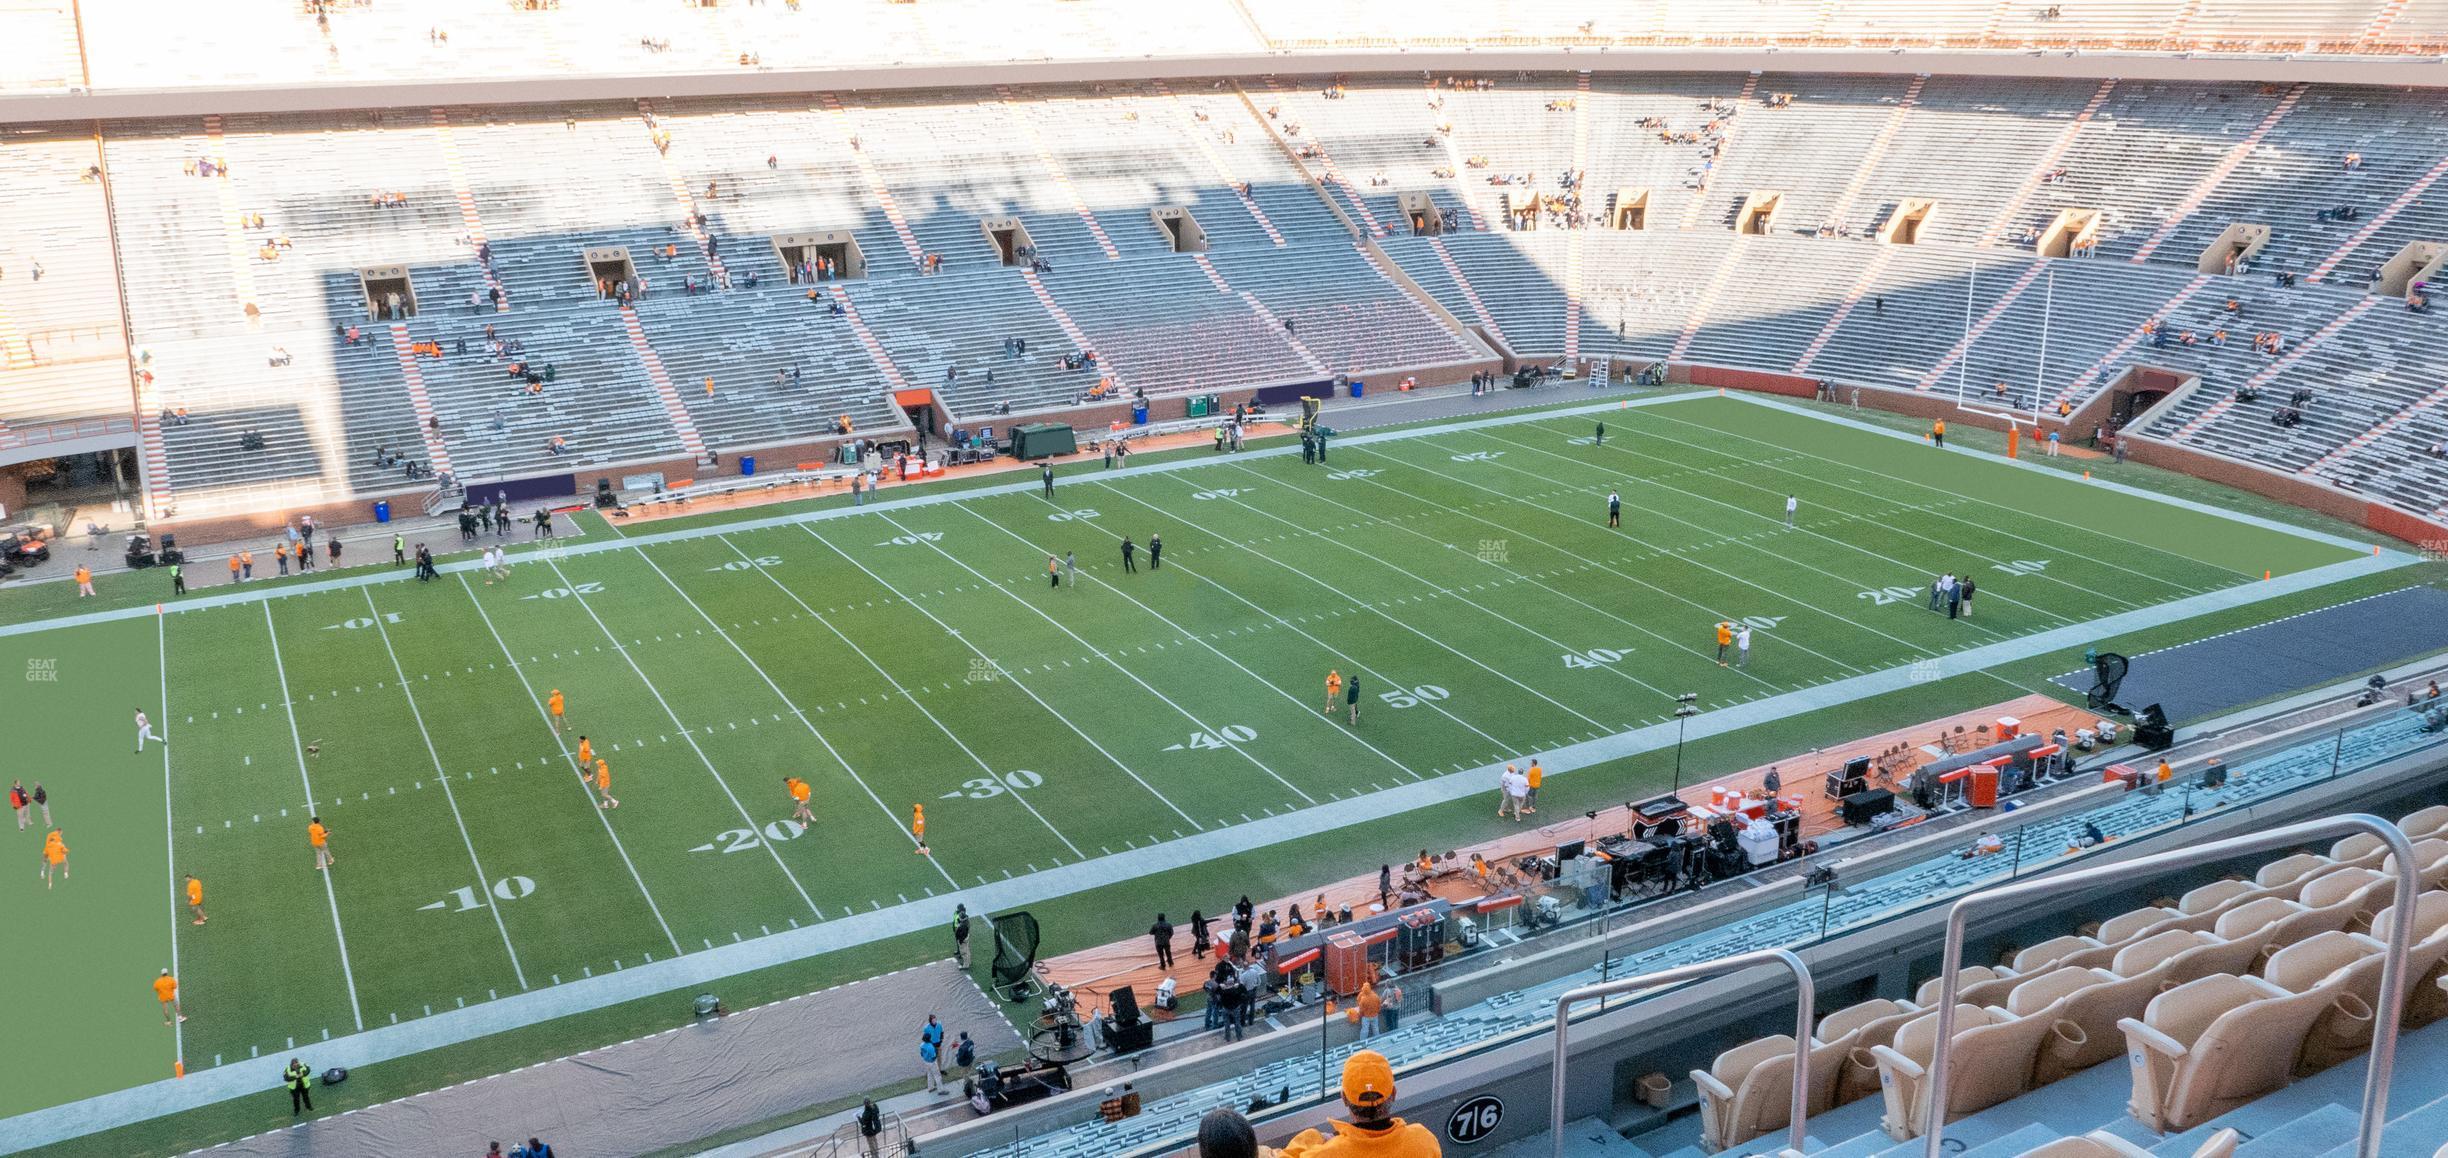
[1324,669,1343,715]
[75,564,94,597]
[786,776,814,824]
[155,969,186,1025]
[911,804,928,854]
[186,873,206,925]
[547,689,568,734]
[41,828,68,887]
[1932,419,1947,448]
[309,816,334,870]
[589,759,620,809]
[1715,621,1735,666]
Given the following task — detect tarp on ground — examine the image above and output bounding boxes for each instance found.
[197,960,1014,1158]
[2050,585,2448,722]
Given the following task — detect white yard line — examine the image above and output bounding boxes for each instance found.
[359,590,528,990]
[1649,401,2262,582]
[533,555,824,916]
[258,602,367,1032]
[797,522,1208,830]
[711,533,1086,861]
[1530,415,2207,601]
[1465,427,2079,629]
[453,575,684,956]
[1429,428,2056,636]
[1227,458,1846,679]
[14,545,2414,1154]
[1108,479,1629,726]
[872,508,1320,805]
[1334,445,1958,666]
[950,504,1427,782]
[625,542,965,888]
[967,497,1520,753]
[156,611,183,1067]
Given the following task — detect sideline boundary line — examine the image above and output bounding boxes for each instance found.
[156,613,184,1070]
[1,543,2416,1154]
[0,390,2393,645]
[1720,393,2386,560]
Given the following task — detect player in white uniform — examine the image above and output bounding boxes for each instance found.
[135,708,168,753]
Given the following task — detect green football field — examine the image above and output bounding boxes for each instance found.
[0,393,2383,1140]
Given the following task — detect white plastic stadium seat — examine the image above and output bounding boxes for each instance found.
[2118,972,2342,1131]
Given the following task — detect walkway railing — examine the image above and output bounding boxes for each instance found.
[1548,947,1812,1158]
[1919,813,2422,1158]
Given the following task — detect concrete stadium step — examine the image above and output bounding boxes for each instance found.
[2106,1010,2448,1154]
[2312,1088,2448,1158]
[2234,1103,2358,1155]
[1881,1056,2133,1155]
[1489,1117,1646,1157]
[1959,1123,2067,1158]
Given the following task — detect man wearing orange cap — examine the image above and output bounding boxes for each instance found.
[1277,1049,1440,1156]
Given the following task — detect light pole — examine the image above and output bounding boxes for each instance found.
[1669,694,1700,802]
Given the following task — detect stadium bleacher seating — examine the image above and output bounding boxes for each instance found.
[21,60,2448,527]
[973,707,2448,1156]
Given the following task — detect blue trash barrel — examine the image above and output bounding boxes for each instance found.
[1349,379,1365,398]
[1131,403,1150,425]
[739,455,756,477]
[373,500,391,523]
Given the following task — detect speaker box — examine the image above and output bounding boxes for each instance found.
[1108,985,1142,1026]
[1107,1019,1154,1054]
[1840,789,1894,826]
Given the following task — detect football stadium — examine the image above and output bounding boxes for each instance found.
[5,3,2448,1156]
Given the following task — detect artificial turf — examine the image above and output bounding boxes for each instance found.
[0,392,2399,1152]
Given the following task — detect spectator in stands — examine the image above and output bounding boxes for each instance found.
[1276,1051,1439,1157]
[1199,1108,1274,1157]
[1962,831,2006,858]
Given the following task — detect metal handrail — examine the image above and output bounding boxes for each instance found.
[1549,948,1813,1158]
[1920,813,2421,1158]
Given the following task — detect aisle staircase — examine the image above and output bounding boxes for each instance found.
[1978,79,2117,249]
[2173,296,2379,438]
[1915,261,2051,392]
[2307,152,2448,284]
[1562,72,1592,362]
[825,286,913,392]
[1794,248,1896,374]
[2130,85,2307,265]
[388,325,455,478]
[615,305,709,460]
[430,108,508,310]
[2050,273,2213,409]
[819,94,927,268]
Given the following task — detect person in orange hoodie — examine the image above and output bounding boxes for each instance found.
[1356,980,1383,1040]
[1932,418,1947,448]
[1276,1051,1439,1157]
[75,563,93,597]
